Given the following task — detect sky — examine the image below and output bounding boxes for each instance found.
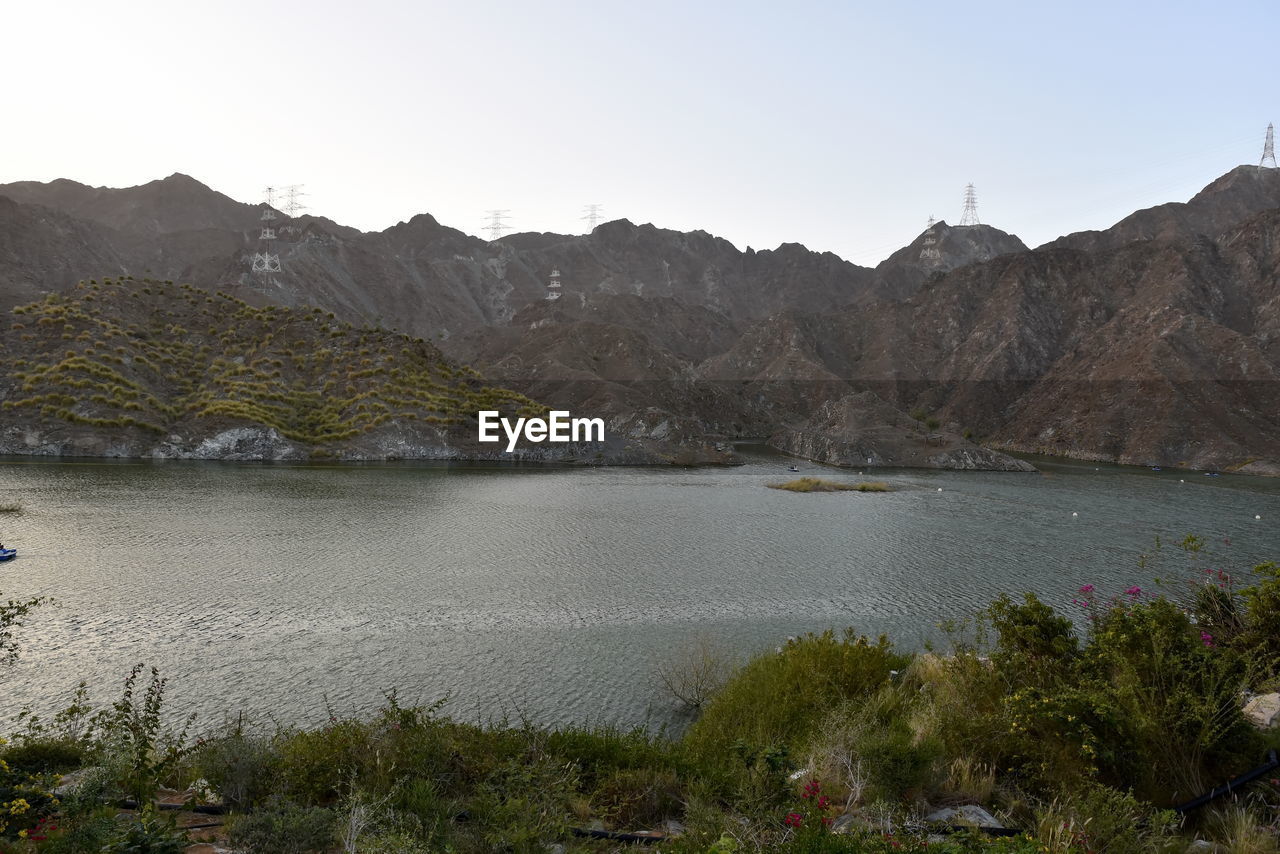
[1,0,1276,264]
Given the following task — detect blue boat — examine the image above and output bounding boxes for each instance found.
[0,548,14,562]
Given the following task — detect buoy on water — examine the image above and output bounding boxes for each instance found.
[1072,512,1079,517]
[937,487,943,492]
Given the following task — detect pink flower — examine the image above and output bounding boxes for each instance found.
[1078,584,1095,594]
[1200,631,1214,648]
[1125,586,1142,597]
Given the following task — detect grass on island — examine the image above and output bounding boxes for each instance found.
[768,476,891,492]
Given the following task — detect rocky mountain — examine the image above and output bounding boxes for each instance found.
[2,165,1279,473]
[0,277,707,464]
[0,195,131,312]
[1042,165,1280,254]
[0,176,878,342]
[0,174,258,236]
[873,221,1028,300]
[769,391,1036,471]
[699,201,1280,474]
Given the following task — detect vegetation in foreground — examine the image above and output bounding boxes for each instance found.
[767,478,891,493]
[1,537,1279,852]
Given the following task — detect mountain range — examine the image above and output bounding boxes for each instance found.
[2,165,1279,473]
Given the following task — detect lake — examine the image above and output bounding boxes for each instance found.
[0,449,1277,732]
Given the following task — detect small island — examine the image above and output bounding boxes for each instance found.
[767,476,891,493]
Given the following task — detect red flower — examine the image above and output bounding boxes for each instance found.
[784,812,803,828]
[817,795,831,809]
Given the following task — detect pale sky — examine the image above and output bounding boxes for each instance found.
[2,1,1274,264]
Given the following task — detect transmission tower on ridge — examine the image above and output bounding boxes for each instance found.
[919,215,942,265]
[958,183,981,227]
[546,268,562,301]
[251,186,282,274]
[281,184,308,218]
[1261,123,1277,169]
[582,204,604,231]
[484,209,511,241]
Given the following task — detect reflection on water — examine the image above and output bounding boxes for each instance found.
[0,450,1276,730]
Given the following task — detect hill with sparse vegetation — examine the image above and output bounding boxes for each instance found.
[0,277,565,461]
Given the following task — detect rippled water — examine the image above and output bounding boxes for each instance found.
[0,450,1277,732]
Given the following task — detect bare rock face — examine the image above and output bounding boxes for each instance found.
[0,176,879,343]
[873,221,1028,300]
[1042,164,1280,254]
[768,392,1036,471]
[4,166,1280,472]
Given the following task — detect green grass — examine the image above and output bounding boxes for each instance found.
[768,477,891,492]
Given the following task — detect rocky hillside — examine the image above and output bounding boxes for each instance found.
[0,175,879,343]
[769,391,1035,471]
[873,221,1028,300]
[0,277,703,463]
[1042,165,1280,254]
[3,165,1279,473]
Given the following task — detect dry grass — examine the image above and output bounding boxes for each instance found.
[1212,806,1280,854]
[767,477,891,493]
[0,501,22,514]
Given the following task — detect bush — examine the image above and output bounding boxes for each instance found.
[192,725,280,811]
[1236,561,1280,687]
[100,810,189,854]
[686,630,908,764]
[227,804,337,854]
[1031,783,1180,854]
[0,738,85,774]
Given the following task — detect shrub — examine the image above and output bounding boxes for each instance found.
[656,635,734,710]
[100,810,189,854]
[0,738,86,774]
[686,630,908,764]
[192,724,280,811]
[227,804,337,854]
[95,665,196,805]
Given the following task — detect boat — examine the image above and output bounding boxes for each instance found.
[788,465,800,473]
[0,548,15,562]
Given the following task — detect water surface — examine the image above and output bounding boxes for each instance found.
[0,450,1276,731]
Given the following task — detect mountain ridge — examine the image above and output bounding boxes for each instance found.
[2,165,1279,472]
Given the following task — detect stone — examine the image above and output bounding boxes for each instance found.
[925,804,1003,828]
[1243,693,1280,729]
[52,766,101,797]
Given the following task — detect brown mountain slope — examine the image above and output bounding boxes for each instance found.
[0,174,256,236]
[1042,165,1280,254]
[873,221,1028,300]
[0,196,132,312]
